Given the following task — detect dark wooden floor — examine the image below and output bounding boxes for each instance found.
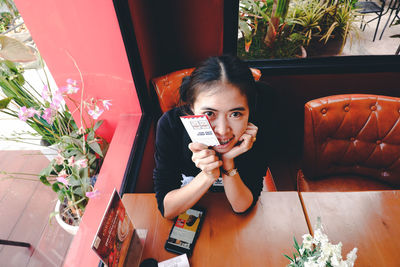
[0,150,73,267]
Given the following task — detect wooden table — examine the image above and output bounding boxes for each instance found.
[122,192,309,266]
[300,191,400,267]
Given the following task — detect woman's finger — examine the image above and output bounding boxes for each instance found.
[246,122,258,132]
[195,154,220,169]
[240,133,253,148]
[188,142,209,152]
[191,148,215,164]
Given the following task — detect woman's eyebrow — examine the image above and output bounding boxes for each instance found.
[229,107,246,112]
[200,107,246,111]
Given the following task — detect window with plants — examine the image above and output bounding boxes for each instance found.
[237,0,399,59]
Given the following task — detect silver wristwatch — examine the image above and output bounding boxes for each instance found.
[222,168,238,176]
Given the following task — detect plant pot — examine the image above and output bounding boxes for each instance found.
[306,36,345,57]
[55,200,79,235]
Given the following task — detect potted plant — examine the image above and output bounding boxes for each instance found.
[0,50,110,233]
[237,0,360,58]
[238,0,307,59]
[286,0,360,57]
[38,80,109,233]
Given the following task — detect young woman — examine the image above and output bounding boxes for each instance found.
[153,55,267,219]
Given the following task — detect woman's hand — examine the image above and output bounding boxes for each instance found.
[221,122,258,161]
[189,142,222,180]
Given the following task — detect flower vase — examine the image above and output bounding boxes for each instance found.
[55,199,80,235]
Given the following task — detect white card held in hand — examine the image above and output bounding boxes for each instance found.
[180,115,220,146]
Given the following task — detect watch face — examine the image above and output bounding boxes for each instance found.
[224,168,237,176]
[229,169,238,176]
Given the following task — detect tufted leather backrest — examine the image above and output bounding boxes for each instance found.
[303,94,400,186]
[152,67,262,113]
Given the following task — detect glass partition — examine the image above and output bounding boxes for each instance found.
[237,0,400,60]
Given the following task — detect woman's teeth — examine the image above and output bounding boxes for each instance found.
[219,138,232,145]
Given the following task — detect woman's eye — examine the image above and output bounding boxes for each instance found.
[204,111,214,117]
[231,112,242,118]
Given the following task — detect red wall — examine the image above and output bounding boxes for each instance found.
[14,0,141,143]
[13,1,142,266]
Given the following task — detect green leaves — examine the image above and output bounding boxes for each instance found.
[52,182,61,192]
[40,163,53,177]
[39,175,51,186]
[0,97,11,109]
[293,236,300,252]
[286,0,358,47]
[93,120,103,131]
[89,141,103,157]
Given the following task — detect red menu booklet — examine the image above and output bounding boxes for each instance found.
[91,189,142,267]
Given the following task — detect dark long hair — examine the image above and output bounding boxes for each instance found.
[179,55,257,119]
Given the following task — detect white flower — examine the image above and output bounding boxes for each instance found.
[314,228,329,244]
[345,248,358,267]
[286,218,358,267]
[302,234,314,250]
[102,99,112,110]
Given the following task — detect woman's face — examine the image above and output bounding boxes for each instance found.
[192,82,249,154]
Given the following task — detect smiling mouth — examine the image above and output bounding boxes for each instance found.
[217,137,234,146]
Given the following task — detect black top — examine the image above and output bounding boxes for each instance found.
[153,105,268,216]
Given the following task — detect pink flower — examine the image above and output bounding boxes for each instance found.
[88,106,104,120]
[41,85,51,102]
[59,79,79,94]
[86,189,100,199]
[56,176,69,187]
[18,107,38,121]
[27,107,39,117]
[68,156,75,167]
[58,170,67,178]
[66,78,78,86]
[59,84,79,94]
[42,108,55,125]
[74,158,88,169]
[18,107,29,121]
[102,100,112,110]
[50,92,64,110]
[54,154,64,165]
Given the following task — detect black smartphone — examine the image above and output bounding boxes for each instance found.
[164,206,206,256]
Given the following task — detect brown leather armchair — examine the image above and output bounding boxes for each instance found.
[151,67,276,191]
[298,94,400,192]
